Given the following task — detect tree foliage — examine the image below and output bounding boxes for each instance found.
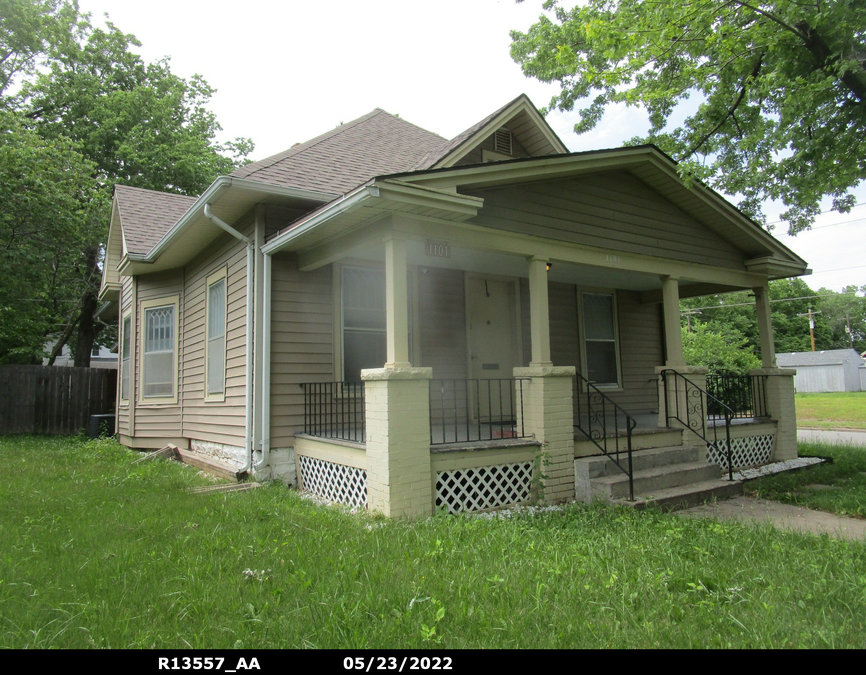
[511,0,866,233]
[682,320,761,374]
[0,1,253,364]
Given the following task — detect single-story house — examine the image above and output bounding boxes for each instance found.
[777,349,865,393]
[98,94,808,516]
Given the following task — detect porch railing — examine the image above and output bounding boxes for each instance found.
[706,374,768,420]
[301,381,365,444]
[429,378,528,445]
[660,370,734,481]
[573,372,636,501]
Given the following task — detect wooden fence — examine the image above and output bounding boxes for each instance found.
[0,365,117,435]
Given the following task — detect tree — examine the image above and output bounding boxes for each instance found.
[682,320,760,374]
[0,1,253,365]
[511,0,866,233]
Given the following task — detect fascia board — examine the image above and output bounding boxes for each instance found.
[144,177,335,263]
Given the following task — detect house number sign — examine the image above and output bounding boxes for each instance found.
[425,240,450,258]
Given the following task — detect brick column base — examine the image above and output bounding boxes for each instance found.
[750,367,798,461]
[514,366,576,504]
[362,367,433,518]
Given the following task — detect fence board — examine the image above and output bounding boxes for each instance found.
[0,365,117,435]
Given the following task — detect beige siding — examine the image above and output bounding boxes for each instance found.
[418,268,466,379]
[269,254,334,448]
[134,269,184,440]
[181,221,253,447]
[116,275,133,436]
[467,173,748,269]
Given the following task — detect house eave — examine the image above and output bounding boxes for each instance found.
[745,256,812,279]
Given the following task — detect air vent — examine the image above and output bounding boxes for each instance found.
[494,128,512,156]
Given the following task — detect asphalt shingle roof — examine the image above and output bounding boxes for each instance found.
[231,109,448,194]
[114,185,198,256]
[777,349,865,367]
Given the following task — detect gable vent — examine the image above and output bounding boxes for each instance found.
[494,128,513,156]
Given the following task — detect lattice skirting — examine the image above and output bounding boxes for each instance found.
[436,462,533,514]
[707,434,774,470]
[297,455,367,509]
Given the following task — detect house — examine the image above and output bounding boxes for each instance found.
[98,94,808,516]
[43,342,118,369]
[777,349,865,393]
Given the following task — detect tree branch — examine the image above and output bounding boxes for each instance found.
[794,21,866,104]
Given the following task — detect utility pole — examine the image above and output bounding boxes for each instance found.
[797,306,822,351]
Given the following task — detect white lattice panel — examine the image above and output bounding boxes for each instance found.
[297,455,367,509]
[436,462,533,514]
[707,434,774,470]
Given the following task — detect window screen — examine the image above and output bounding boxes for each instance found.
[582,292,619,387]
[207,278,226,396]
[143,305,174,398]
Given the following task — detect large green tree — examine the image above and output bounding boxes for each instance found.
[511,0,866,233]
[0,0,253,365]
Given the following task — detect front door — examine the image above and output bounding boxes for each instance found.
[466,276,518,421]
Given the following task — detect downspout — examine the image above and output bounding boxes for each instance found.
[256,251,272,471]
[203,204,256,474]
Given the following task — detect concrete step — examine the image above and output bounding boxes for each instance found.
[588,461,722,500]
[574,428,684,457]
[611,479,743,512]
[575,444,701,479]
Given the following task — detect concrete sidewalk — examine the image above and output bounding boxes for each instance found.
[797,428,866,446]
[678,496,866,541]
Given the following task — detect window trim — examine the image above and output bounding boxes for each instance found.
[138,295,180,405]
[204,267,228,403]
[577,288,623,391]
[120,313,131,403]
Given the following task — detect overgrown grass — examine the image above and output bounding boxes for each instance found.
[796,392,866,429]
[1,436,865,649]
[744,442,866,519]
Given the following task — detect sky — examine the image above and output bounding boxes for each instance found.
[76,0,866,295]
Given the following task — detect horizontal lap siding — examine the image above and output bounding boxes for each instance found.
[419,268,467,379]
[135,270,184,439]
[181,224,253,447]
[608,291,662,412]
[269,255,333,448]
[467,173,747,269]
[117,275,133,436]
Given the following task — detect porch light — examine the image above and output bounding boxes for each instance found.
[546,262,552,272]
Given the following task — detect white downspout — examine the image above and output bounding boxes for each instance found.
[203,204,256,474]
[255,252,272,471]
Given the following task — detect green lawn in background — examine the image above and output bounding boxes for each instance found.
[795,392,866,430]
[1,436,865,649]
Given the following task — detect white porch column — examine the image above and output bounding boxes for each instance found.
[384,236,411,368]
[661,276,685,367]
[528,257,552,367]
[753,282,777,368]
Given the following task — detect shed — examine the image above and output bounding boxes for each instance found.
[776,349,865,393]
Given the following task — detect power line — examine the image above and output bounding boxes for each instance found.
[766,201,866,226]
[682,292,857,312]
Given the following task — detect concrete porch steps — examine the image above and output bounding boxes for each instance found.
[574,443,743,511]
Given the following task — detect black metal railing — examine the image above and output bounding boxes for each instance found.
[301,381,365,444]
[573,372,636,501]
[706,374,768,420]
[660,370,734,481]
[429,378,528,445]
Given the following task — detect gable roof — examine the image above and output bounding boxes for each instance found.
[230,109,447,194]
[114,185,197,256]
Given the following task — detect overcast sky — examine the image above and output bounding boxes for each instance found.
[76,0,866,295]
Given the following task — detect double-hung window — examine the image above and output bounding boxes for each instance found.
[581,291,621,388]
[141,297,178,402]
[205,269,227,400]
[120,315,131,401]
[341,266,387,381]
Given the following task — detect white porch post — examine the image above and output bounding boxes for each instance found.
[384,236,411,369]
[528,257,553,367]
[753,282,776,368]
[661,275,685,367]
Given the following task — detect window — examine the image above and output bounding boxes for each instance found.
[140,297,179,402]
[581,291,621,388]
[205,269,227,400]
[341,266,386,381]
[91,344,101,357]
[120,315,130,401]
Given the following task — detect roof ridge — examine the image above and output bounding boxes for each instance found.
[114,184,197,200]
[235,108,441,181]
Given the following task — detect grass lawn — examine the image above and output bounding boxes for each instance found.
[2,436,866,649]
[744,442,866,519]
[795,392,866,429]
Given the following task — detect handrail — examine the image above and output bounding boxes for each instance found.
[301,381,365,444]
[659,370,734,481]
[429,378,529,445]
[573,372,636,501]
